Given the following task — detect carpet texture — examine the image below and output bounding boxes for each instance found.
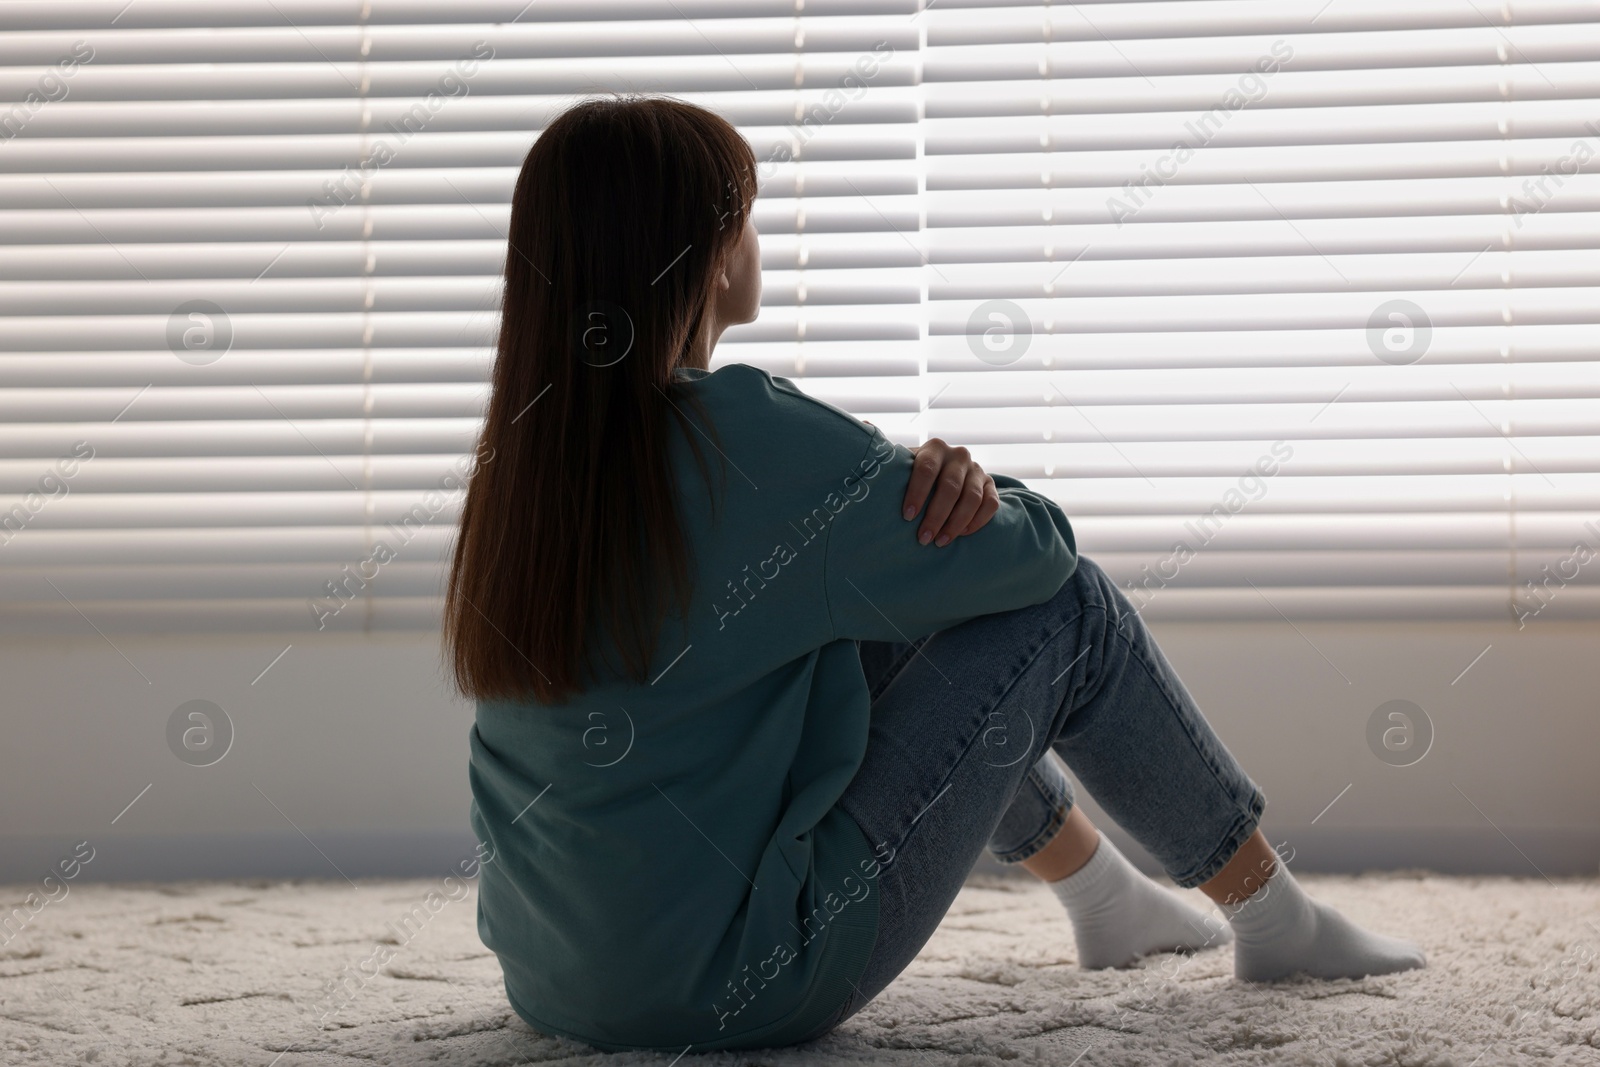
[1,872,1596,1066]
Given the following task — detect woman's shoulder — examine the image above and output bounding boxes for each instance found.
[677,361,879,458]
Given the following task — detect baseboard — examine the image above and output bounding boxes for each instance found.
[974,825,1600,880]
[0,830,485,886]
[4,825,1594,888]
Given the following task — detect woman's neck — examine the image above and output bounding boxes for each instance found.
[682,315,719,371]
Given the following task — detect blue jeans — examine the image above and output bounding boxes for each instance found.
[800,554,1266,1041]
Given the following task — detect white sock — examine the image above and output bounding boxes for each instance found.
[1049,832,1232,969]
[1222,861,1426,981]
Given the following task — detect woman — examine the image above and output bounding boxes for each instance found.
[446,97,1424,1054]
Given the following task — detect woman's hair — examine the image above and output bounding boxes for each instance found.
[444,97,757,703]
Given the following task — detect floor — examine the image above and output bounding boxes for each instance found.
[1,872,1596,1066]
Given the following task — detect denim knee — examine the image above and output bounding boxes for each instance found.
[1066,553,1123,614]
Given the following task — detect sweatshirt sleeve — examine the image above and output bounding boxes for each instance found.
[822,426,1078,643]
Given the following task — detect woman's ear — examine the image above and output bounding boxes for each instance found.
[716,268,731,291]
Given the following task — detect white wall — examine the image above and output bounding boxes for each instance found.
[2,618,1596,883]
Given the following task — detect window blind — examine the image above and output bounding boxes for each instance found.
[921,0,1600,621]
[0,0,921,633]
[1,0,1596,634]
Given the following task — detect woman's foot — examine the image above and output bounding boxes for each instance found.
[1222,863,1426,981]
[1048,832,1232,969]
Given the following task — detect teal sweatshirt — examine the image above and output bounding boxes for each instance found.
[468,362,1077,1052]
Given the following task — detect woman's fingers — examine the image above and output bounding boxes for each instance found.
[917,444,971,545]
[902,438,997,545]
[901,439,947,522]
[934,465,989,546]
[961,477,1001,536]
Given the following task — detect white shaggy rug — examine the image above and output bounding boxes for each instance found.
[1,872,1596,1066]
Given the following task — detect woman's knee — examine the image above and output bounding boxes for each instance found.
[1047,554,1117,619]
[1034,554,1150,662]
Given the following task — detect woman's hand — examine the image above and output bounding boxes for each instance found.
[902,438,1000,547]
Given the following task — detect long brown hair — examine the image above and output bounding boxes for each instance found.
[445,97,757,703]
